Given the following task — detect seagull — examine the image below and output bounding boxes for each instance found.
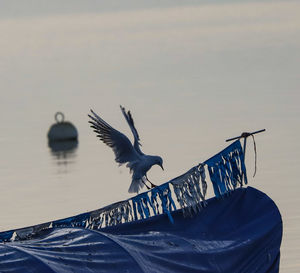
[88,106,164,193]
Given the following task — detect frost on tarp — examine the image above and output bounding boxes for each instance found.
[0,140,247,242]
[171,164,207,217]
[87,200,133,229]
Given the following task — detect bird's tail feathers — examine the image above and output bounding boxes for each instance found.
[128,177,146,193]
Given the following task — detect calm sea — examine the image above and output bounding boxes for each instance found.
[0,104,299,272]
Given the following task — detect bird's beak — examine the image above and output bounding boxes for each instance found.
[160,164,164,171]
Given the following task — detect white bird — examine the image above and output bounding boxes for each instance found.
[88,106,164,193]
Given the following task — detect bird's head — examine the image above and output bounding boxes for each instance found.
[154,156,164,171]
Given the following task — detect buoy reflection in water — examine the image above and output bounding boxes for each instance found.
[49,140,78,174]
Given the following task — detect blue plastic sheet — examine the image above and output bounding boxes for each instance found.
[0,187,282,273]
[205,140,247,197]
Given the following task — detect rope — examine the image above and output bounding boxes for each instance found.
[251,134,257,177]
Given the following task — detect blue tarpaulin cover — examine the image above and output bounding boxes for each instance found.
[0,186,282,273]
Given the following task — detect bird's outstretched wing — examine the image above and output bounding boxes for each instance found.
[120,105,143,155]
[88,109,139,164]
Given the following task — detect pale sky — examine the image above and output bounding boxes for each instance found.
[0,1,299,272]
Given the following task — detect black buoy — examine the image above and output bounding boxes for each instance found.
[48,112,78,142]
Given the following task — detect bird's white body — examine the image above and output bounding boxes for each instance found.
[127,154,163,192]
[88,106,163,193]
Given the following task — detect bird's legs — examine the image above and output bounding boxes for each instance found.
[146,175,157,189]
[141,179,151,190]
[140,175,157,191]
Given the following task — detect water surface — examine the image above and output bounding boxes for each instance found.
[0,1,299,271]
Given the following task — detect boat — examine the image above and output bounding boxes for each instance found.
[0,132,282,273]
